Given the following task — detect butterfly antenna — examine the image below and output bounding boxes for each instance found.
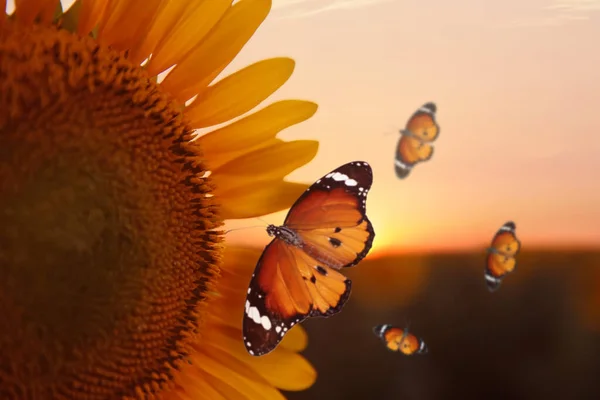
[403,318,412,338]
[254,216,271,227]
[224,225,265,234]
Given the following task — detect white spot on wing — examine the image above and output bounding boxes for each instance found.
[330,172,350,182]
[345,178,358,186]
[395,159,410,169]
[260,315,272,330]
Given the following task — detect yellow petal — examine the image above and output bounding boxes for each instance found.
[59,0,82,32]
[96,0,163,51]
[223,246,263,272]
[218,180,307,220]
[279,324,308,352]
[212,140,318,193]
[197,100,318,170]
[161,0,271,103]
[76,0,108,36]
[201,373,254,400]
[174,371,228,400]
[127,0,188,65]
[186,57,295,129]
[194,346,285,400]
[14,0,58,24]
[144,0,230,76]
[212,327,316,391]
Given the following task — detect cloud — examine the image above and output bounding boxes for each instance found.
[506,0,599,27]
[506,13,589,27]
[545,0,600,12]
[272,0,394,19]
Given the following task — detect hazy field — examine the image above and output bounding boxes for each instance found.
[286,250,600,400]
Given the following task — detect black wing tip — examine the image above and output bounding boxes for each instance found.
[245,344,273,357]
[502,221,517,231]
[485,274,502,292]
[421,102,437,113]
[340,160,372,172]
[418,339,429,354]
[395,164,412,179]
[243,310,307,357]
[372,324,389,338]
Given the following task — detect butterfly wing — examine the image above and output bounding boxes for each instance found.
[243,239,351,356]
[395,102,439,179]
[404,102,440,142]
[484,221,521,291]
[490,221,521,257]
[395,135,434,178]
[283,161,375,270]
[374,325,428,355]
[484,252,516,291]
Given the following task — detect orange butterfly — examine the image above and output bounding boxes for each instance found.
[373,324,428,355]
[395,102,440,179]
[243,161,375,356]
[484,221,521,292]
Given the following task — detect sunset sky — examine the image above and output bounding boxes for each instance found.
[10,0,600,254]
[223,0,600,254]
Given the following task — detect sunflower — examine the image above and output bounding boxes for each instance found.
[0,0,318,398]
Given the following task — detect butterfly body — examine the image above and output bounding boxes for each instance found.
[266,224,302,247]
[395,102,440,179]
[243,161,375,356]
[373,324,428,355]
[484,221,521,292]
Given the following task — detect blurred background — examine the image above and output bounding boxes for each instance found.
[285,250,600,399]
[227,1,600,398]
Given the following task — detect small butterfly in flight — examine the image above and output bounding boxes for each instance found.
[243,161,376,356]
[373,324,428,355]
[484,221,521,292]
[395,102,440,179]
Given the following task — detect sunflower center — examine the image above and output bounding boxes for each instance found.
[0,22,221,399]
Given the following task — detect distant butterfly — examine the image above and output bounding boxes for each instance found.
[395,102,440,179]
[484,221,521,292]
[243,161,375,356]
[373,324,428,355]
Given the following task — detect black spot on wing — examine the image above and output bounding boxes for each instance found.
[328,237,342,248]
[334,227,341,233]
[316,265,327,276]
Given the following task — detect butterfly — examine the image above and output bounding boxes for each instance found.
[373,324,428,355]
[395,102,440,179]
[484,221,521,292]
[242,161,375,356]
